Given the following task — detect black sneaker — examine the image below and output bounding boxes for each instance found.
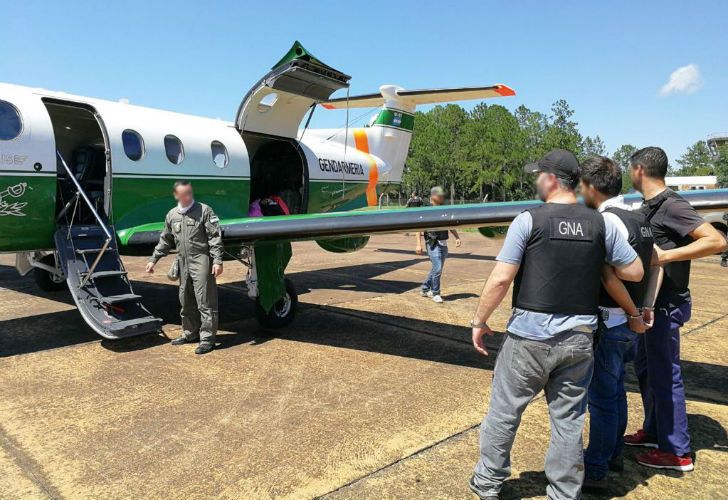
[582,475,609,494]
[171,335,197,345]
[195,343,214,355]
[468,476,499,499]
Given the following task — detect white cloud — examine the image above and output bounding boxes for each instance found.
[659,64,703,96]
[118,97,130,104]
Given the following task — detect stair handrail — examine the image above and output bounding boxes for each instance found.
[56,151,112,287]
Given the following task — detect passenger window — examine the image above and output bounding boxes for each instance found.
[164,135,184,165]
[211,140,228,168]
[0,100,22,141]
[258,93,278,113]
[122,129,144,161]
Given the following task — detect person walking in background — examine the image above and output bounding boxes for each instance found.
[406,191,424,207]
[624,147,727,471]
[146,180,224,355]
[415,186,461,303]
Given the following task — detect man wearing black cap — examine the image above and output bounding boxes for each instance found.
[468,149,644,500]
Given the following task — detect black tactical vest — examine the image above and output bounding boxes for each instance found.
[424,230,449,248]
[599,207,654,309]
[512,203,606,315]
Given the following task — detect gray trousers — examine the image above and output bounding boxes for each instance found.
[472,330,594,500]
[179,255,218,345]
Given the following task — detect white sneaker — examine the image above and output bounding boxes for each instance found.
[432,295,443,303]
[421,290,433,297]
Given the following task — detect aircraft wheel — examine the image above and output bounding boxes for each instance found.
[255,279,297,329]
[33,254,66,292]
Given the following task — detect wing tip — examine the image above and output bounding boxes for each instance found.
[495,84,516,97]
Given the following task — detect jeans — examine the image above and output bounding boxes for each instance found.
[472,330,594,500]
[634,302,692,456]
[422,244,447,295]
[584,322,639,480]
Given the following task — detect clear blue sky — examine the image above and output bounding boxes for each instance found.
[3,0,726,163]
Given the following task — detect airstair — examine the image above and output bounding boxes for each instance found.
[54,152,162,339]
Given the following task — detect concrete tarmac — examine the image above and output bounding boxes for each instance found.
[0,233,726,499]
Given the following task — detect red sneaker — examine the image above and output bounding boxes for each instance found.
[624,429,658,448]
[636,449,694,472]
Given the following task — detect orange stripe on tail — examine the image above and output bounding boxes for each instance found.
[353,129,379,206]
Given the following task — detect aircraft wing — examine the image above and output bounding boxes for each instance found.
[117,189,728,249]
[320,85,516,110]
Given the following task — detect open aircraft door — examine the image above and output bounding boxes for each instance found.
[236,42,351,217]
[234,41,351,139]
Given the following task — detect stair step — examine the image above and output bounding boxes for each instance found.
[72,227,108,239]
[75,247,114,255]
[81,270,127,279]
[107,316,162,332]
[102,294,142,305]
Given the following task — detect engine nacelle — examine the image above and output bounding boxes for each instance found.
[316,236,370,253]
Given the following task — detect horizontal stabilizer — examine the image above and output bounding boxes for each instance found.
[321,84,515,109]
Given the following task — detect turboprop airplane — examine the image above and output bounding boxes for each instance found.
[1,41,727,340]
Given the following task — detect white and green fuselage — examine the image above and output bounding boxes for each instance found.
[0,41,516,257]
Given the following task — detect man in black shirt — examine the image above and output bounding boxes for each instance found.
[624,147,727,472]
[405,191,424,208]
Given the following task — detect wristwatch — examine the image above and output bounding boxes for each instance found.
[469,319,488,328]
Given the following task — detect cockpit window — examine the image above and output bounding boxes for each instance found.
[122,129,144,161]
[211,140,228,168]
[0,100,22,141]
[164,135,184,165]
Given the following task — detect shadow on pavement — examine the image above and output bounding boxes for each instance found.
[501,414,728,499]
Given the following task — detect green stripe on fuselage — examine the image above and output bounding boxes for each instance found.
[112,176,251,231]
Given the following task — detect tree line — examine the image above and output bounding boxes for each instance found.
[402,101,728,202]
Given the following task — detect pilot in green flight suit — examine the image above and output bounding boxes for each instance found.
[146,180,224,355]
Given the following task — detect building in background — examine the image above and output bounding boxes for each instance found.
[665,175,718,191]
[708,133,728,157]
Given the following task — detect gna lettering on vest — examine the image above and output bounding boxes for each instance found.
[550,218,592,241]
[559,221,584,236]
[640,226,654,238]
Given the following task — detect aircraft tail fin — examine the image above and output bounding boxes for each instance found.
[318,84,515,185]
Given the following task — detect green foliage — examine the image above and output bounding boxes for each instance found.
[714,145,728,187]
[676,140,715,176]
[405,105,727,201]
[405,99,601,202]
[613,144,637,193]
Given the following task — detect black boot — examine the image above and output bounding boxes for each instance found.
[582,475,609,494]
[171,335,197,345]
[195,343,214,355]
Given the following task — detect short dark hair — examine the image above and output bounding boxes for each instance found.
[173,180,191,191]
[630,147,668,179]
[580,156,622,197]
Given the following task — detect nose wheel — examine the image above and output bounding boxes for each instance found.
[33,254,67,292]
[254,278,298,329]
